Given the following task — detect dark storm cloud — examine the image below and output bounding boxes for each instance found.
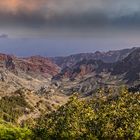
[1,0,140,30]
[0,10,46,27]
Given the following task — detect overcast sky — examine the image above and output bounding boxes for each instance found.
[0,0,140,56]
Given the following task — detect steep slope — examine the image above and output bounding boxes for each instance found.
[111,48,140,83]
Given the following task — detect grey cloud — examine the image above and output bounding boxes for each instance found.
[1,0,140,34]
[0,34,8,38]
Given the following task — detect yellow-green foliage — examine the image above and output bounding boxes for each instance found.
[90,88,140,139]
[35,88,140,140]
[0,120,33,140]
[35,93,97,140]
[0,88,139,140]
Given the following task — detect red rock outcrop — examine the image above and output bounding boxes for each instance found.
[0,54,60,78]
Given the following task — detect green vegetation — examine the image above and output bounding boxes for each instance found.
[34,88,140,140]
[0,87,140,139]
[0,119,32,140]
[34,94,97,140]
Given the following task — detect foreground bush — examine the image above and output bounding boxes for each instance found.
[0,120,33,140]
[0,88,139,140]
[34,88,140,140]
[35,94,97,139]
[90,88,140,139]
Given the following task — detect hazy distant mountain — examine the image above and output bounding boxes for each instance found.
[52,47,137,68]
[53,47,140,82]
[53,47,140,94]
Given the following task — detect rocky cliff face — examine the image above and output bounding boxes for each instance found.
[17,56,60,78]
[111,48,140,83]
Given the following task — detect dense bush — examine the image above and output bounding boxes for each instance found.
[34,94,97,140]
[90,88,140,139]
[0,120,33,140]
[34,88,140,140]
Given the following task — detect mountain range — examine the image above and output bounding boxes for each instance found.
[53,47,139,82]
[0,47,139,95]
[0,46,139,124]
[63,48,140,82]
